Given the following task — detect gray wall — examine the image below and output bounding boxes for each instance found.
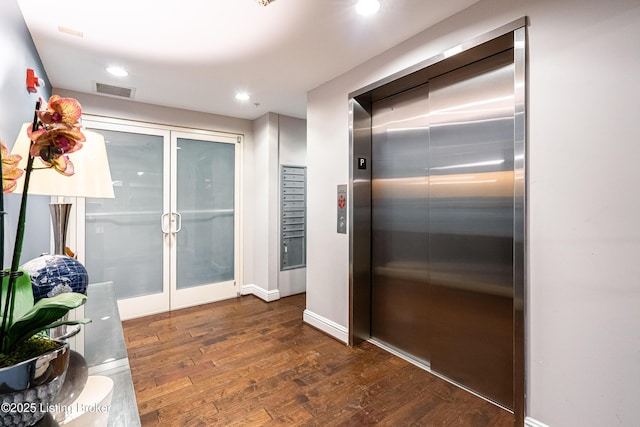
[305,0,640,426]
[251,113,307,298]
[251,113,279,294]
[277,115,307,297]
[1,0,52,266]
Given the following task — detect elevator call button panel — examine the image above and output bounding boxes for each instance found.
[337,184,347,234]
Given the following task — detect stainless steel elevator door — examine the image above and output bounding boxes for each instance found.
[371,84,430,363]
[370,50,516,409]
[429,51,515,408]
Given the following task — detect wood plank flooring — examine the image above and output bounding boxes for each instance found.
[122,293,513,426]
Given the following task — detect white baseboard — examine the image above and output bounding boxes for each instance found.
[525,417,550,427]
[303,309,348,343]
[241,284,281,302]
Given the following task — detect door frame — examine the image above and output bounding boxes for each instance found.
[75,116,243,319]
[169,129,242,310]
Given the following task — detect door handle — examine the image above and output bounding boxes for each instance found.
[173,212,182,233]
[161,213,171,234]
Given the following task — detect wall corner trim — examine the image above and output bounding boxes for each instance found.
[303,309,349,343]
[241,284,281,302]
[525,417,551,427]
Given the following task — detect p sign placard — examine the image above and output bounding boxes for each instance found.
[358,157,367,170]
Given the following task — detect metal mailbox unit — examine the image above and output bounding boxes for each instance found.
[281,166,307,270]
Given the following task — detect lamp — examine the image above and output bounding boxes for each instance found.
[11,123,114,255]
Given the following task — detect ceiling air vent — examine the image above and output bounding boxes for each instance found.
[95,82,135,99]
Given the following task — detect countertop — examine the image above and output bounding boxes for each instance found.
[36,282,141,426]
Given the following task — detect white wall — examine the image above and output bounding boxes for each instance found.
[306,0,640,425]
[306,82,351,333]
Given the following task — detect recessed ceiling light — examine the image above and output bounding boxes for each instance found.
[235,92,250,101]
[106,66,128,77]
[356,0,380,16]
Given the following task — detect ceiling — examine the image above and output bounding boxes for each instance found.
[17,0,478,120]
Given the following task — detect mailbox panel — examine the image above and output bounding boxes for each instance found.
[281,166,306,270]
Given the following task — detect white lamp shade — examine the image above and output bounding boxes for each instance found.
[11,123,115,198]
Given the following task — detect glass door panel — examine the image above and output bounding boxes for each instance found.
[170,131,239,309]
[83,121,171,319]
[82,121,240,318]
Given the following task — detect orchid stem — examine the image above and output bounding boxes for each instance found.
[0,138,4,333]
[0,101,39,353]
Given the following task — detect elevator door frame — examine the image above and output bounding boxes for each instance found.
[349,18,527,424]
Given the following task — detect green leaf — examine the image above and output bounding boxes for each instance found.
[12,318,91,344]
[1,270,34,330]
[45,318,92,330]
[4,293,87,351]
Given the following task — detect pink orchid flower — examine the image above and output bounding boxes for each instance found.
[37,95,82,128]
[1,141,24,193]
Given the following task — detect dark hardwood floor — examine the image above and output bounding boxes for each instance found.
[122,293,513,426]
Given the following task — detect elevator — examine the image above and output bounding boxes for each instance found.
[350,20,526,423]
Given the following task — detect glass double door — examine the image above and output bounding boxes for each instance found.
[81,119,240,319]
